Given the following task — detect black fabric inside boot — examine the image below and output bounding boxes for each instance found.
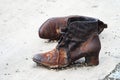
[67,16,107,34]
[67,16,98,25]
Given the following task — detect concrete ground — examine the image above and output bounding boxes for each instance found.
[0,0,120,80]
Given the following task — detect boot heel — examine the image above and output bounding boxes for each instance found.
[85,54,99,66]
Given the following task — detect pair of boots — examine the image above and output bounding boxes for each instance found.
[33,16,107,68]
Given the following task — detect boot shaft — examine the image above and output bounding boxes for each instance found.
[58,20,99,49]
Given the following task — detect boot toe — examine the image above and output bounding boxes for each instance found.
[33,54,42,64]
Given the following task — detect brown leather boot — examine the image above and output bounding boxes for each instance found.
[39,16,107,41]
[33,20,101,68]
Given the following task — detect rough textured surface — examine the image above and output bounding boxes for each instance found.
[0,0,120,80]
[104,63,120,80]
